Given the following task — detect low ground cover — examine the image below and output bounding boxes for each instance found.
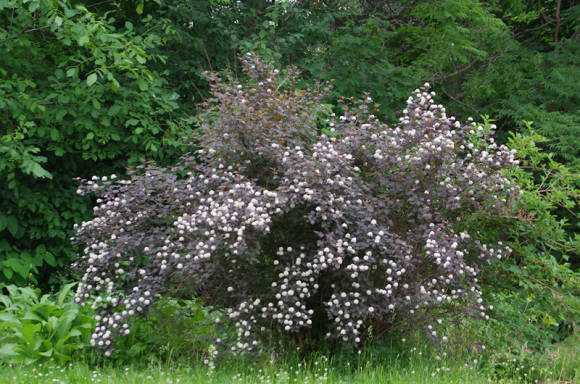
[1,334,577,384]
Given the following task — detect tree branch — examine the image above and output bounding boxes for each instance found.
[555,0,562,42]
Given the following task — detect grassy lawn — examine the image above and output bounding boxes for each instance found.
[1,334,577,384]
[0,359,499,384]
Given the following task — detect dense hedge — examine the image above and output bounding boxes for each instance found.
[0,1,192,284]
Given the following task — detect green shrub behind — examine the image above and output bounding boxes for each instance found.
[0,0,193,285]
[113,297,221,363]
[447,127,579,382]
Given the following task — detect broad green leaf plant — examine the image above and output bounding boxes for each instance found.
[0,283,94,364]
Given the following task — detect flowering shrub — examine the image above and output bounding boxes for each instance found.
[73,55,519,356]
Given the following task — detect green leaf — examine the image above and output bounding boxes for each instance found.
[0,313,18,325]
[50,129,60,141]
[68,329,82,338]
[126,118,139,127]
[2,268,14,280]
[86,73,98,86]
[136,79,148,91]
[20,159,52,179]
[18,322,42,346]
[53,16,63,28]
[56,283,76,306]
[3,258,30,279]
[0,343,18,359]
[0,215,18,236]
[78,34,90,46]
[43,252,57,267]
[38,349,53,357]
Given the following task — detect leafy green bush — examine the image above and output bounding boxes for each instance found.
[491,127,578,344]
[441,128,579,382]
[113,297,220,362]
[0,283,93,364]
[0,0,193,284]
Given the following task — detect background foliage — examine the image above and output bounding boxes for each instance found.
[1,0,577,286]
[0,0,192,285]
[0,1,577,380]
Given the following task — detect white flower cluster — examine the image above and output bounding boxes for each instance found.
[74,58,519,356]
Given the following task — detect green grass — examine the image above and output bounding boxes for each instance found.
[0,358,495,384]
[1,335,578,384]
[1,333,577,384]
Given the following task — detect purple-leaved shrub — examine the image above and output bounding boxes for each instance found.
[73,55,519,356]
